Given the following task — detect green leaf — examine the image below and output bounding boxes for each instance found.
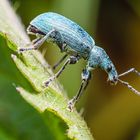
[0,127,15,140]
[0,0,94,139]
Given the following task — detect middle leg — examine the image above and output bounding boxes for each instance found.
[53,54,68,70]
[44,55,80,87]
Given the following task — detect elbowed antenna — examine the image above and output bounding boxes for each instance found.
[117,68,140,95]
[118,68,140,77]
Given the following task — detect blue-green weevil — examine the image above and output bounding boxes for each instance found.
[19,12,140,111]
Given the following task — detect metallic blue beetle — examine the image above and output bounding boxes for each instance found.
[19,12,140,111]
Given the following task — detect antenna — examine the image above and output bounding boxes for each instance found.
[118,68,140,95]
[118,68,140,77]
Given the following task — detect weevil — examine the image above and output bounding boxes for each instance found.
[19,12,140,111]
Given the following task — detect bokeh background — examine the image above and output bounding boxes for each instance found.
[0,0,140,140]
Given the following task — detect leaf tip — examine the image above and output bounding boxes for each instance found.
[16,86,21,93]
[11,54,17,60]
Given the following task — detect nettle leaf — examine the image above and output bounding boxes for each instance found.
[0,0,94,140]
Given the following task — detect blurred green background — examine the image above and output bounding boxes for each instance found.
[0,0,140,140]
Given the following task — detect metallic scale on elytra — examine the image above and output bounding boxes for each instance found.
[19,12,140,111]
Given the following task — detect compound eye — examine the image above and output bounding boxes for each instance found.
[107,65,112,72]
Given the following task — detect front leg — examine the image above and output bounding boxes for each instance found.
[51,30,66,52]
[19,29,65,52]
[68,68,91,111]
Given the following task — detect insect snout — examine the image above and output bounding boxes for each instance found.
[109,76,118,85]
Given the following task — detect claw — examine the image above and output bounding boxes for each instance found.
[44,80,50,87]
[18,48,25,52]
[67,98,76,112]
[43,77,54,87]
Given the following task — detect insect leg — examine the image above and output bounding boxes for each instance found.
[53,54,68,70]
[51,30,66,52]
[30,36,42,45]
[19,29,57,51]
[68,68,91,111]
[44,56,79,87]
[119,68,140,77]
